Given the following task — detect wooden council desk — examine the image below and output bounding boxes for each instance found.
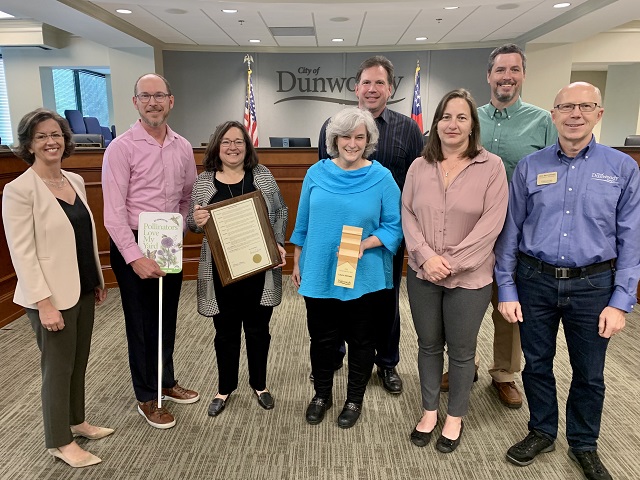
[1,146,639,327]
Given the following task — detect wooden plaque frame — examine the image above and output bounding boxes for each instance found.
[202,191,281,286]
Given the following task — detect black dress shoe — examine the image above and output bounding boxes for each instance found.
[207,396,228,417]
[506,430,555,466]
[305,396,332,425]
[377,367,403,394]
[568,448,612,480]
[410,426,433,447]
[337,402,362,429]
[436,420,464,453]
[254,390,275,410]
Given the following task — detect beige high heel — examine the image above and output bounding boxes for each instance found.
[48,448,102,467]
[70,425,115,440]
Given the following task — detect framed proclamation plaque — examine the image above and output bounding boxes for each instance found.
[202,190,281,286]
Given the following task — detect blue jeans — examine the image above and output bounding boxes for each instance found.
[516,259,613,451]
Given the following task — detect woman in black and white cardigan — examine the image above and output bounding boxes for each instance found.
[187,121,287,417]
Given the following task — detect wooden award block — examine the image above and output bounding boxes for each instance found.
[334,225,363,289]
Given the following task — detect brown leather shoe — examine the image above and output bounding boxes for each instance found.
[161,383,200,404]
[492,379,523,409]
[441,365,479,392]
[137,400,176,429]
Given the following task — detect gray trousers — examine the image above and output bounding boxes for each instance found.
[26,292,95,448]
[407,268,491,417]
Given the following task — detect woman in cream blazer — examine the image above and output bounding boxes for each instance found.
[2,109,112,468]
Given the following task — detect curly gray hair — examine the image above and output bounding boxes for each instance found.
[325,107,379,159]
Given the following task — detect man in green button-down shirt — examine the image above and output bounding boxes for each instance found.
[456,44,557,408]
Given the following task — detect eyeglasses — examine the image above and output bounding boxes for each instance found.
[135,92,170,103]
[34,133,63,142]
[554,102,600,113]
[220,139,246,148]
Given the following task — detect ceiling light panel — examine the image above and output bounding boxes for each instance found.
[358,9,419,46]
[398,6,469,45]
[94,2,198,44]
[482,0,587,41]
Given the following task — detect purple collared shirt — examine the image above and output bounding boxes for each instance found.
[495,136,640,312]
[102,120,197,264]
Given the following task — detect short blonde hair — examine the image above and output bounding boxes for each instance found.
[325,107,379,159]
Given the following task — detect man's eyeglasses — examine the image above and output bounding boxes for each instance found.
[34,133,63,142]
[135,92,170,103]
[554,102,600,113]
[220,139,246,148]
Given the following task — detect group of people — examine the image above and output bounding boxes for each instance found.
[3,44,638,480]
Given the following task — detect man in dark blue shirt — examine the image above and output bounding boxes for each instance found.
[495,82,640,480]
[318,56,423,394]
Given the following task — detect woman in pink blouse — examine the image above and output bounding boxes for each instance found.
[402,89,508,453]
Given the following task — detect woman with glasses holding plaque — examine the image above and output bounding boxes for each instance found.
[2,109,111,468]
[188,121,288,417]
[290,107,403,429]
[402,89,508,452]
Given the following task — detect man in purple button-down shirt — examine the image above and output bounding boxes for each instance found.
[102,73,199,430]
[494,82,640,480]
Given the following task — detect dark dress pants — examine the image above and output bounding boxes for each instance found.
[27,292,95,448]
[110,238,182,402]
[306,289,389,404]
[516,259,612,451]
[334,242,404,369]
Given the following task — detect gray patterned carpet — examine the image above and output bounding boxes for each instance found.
[0,278,638,480]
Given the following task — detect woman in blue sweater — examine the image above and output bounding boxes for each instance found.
[290,107,402,428]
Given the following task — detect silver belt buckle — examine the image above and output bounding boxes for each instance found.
[555,267,570,279]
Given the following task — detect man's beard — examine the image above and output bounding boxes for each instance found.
[494,84,519,104]
[140,109,170,127]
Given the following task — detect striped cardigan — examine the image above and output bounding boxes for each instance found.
[187,164,288,316]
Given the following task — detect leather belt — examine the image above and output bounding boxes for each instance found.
[518,253,614,280]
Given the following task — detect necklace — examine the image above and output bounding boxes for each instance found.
[226,174,245,198]
[41,176,66,189]
[442,158,465,177]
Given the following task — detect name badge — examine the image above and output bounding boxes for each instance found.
[537,172,558,185]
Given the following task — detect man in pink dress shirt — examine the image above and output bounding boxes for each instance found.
[102,73,199,429]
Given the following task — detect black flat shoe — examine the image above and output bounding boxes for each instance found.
[410,426,433,447]
[207,395,229,417]
[305,396,332,425]
[436,420,464,453]
[254,390,275,410]
[337,402,362,429]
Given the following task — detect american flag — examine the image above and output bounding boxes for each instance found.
[411,61,424,134]
[244,57,259,147]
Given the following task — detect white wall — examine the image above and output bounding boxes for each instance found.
[2,37,155,139]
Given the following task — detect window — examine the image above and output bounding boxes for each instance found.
[53,68,109,126]
[0,55,12,145]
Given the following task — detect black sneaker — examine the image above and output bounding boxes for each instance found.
[506,430,555,466]
[568,449,612,480]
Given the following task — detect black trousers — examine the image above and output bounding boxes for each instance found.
[212,305,273,395]
[305,289,391,404]
[110,238,182,402]
[334,243,404,370]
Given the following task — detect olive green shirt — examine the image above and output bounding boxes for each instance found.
[478,97,558,182]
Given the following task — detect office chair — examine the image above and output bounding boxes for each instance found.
[64,110,86,134]
[624,135,640,146]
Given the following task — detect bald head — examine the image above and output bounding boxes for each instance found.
[554,82,602,107]
[551,81,604,156]
[134,73,172,96]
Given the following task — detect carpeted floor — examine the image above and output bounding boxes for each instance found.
[0,278,638,480]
